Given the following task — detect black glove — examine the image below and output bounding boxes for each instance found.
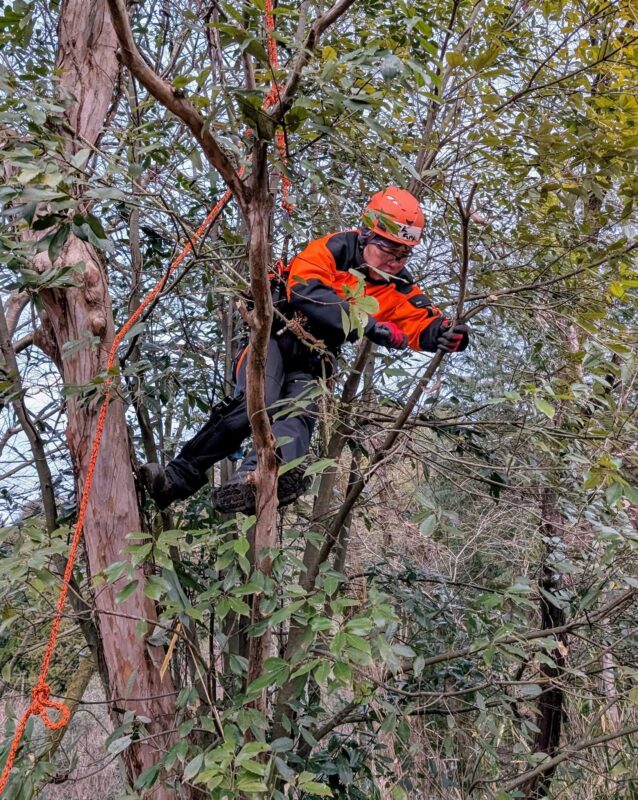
[437,320,469,353]
[367,321,409,350]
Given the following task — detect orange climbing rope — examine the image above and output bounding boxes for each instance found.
[0,194,230,794]
[0,4,293,792]
[263,0,294,214]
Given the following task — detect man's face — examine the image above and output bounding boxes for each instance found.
[363,238,412,276]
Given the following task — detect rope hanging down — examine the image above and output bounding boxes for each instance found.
[0,198,228,795]
[263,0,294,214]
[0,5,292,792]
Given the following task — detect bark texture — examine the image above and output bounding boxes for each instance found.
[28,2,179,794]
[244,146,278,707]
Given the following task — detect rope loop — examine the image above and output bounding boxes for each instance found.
[31,683,71,731]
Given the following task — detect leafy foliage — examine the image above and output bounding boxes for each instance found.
[1,0,638,798]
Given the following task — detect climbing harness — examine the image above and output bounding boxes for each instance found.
[0,1,293,792]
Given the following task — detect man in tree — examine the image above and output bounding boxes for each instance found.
[141,187,469,513]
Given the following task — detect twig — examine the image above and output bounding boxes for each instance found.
[499,723,638,793]
[454,182,477,319]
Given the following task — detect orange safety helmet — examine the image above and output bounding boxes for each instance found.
[363,186,425,246]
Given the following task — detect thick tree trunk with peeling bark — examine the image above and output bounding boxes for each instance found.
[28,2,179,794]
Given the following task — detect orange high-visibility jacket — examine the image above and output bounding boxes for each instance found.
[287,230,446,352]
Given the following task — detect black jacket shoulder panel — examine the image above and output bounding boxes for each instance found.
[325,231,364,272]
[408,293,433,309]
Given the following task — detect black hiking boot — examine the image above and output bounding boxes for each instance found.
[212,466,311,515]
[213,472,256,515]
[277,466,311,507]
[140,463,179,511]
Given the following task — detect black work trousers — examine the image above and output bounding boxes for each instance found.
[165,336,323,498]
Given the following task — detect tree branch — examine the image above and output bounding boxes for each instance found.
[465,239,638,303]
[3,292,29,340]
[455,183,477,319]
[302,303,485,593]
[0,300,58,534]
[271,0,358,119]
[499,723,638,793]
[106,0,248,210]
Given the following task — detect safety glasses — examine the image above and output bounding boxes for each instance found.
[371,239,412,260]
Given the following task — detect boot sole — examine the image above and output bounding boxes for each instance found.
[140,463,176,511]
[277,472,311,507]
[213,483,256,514]
[213,472,310,514]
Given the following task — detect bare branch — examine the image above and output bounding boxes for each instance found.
[0,300,58,534]
[500,723,638,793]
[454,183,477,319]
[466,240,638,303]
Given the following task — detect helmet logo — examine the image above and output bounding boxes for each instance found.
[397,224,422,242]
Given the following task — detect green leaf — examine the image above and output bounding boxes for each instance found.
[183,753,204,781]
[116,580,139,604]
[271,737,294,753]
[419,514,437,537]
[234,92,276,140]
[237,741,270,760]
[623,485,638,505]
[392,643,416,658]
[445,51,466,67]
[229,654,248,675]
[606,483,623,506]
[86,213,107,240]
[333,661,352,683]
[299,780,333,796]
[144,575,166,601]
[534,398,555,418]
[520,683,543,697]
[303,458,336,476]
[236,778,268,792]
[134,764,160,790]
[245,658,290,699]
[275,755,295,781]
[266,599,305,628]
[71,148,92,168]
[278,455,306,476]
[228,596,251,616]
[233,537,250,557]
[48,223,70,264]
[107,734,132,755]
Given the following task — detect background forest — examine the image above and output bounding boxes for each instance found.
[1,0,638,798]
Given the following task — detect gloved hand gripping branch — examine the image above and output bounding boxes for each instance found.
[436,319,469,353]
[367,320,409,350]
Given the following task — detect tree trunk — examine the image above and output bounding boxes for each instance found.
[28,2,180,794]
[243,149,278,708]
[521,497,567,799]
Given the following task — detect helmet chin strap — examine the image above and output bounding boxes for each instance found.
[358,227,374,250]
